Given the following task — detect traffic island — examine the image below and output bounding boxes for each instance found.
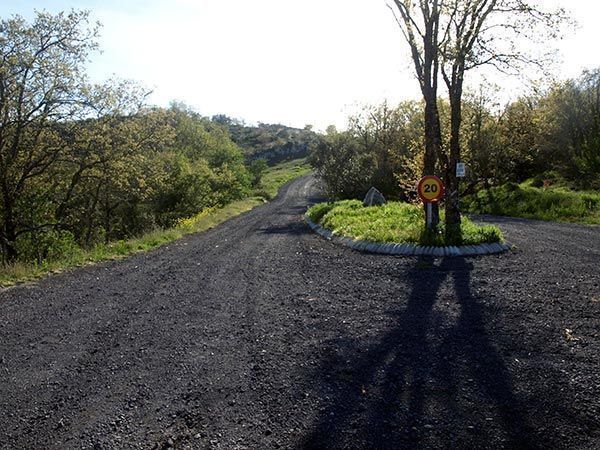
[305,215,511,256]
[304,199,512,257]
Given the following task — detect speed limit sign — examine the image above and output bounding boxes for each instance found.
[417,176,445,203]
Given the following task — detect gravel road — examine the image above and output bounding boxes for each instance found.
[1,175,599,449]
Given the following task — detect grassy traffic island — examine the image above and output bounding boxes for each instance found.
[307,200,503,248]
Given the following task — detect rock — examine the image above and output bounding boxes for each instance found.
[363,187,386,207]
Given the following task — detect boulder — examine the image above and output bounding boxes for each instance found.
[363,187,386,207]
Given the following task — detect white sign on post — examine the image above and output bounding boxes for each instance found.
[456,162,466,177]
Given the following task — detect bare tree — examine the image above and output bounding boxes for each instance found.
[389,0,568,238]
[389,0,444,228]
[439,0,568,233]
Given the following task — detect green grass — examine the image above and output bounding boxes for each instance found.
[0,158,310,287]
[252,158,312,200]
[462,182,600,225]
[307,200,503,247]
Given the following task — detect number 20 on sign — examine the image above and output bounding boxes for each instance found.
[417,176,445,203]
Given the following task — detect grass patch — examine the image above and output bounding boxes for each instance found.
[462,182,600,225]
[0,158,310,287]
[252,158,312,200]
[307,200,503,247]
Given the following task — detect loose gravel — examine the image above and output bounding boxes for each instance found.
[0,175,599,449]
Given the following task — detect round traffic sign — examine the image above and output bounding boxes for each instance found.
[417,176,445,203]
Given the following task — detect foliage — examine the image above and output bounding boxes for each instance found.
[389,0,569,228]
[0,157,309,286]
[213,115,319,164]
[313,66,600,220]
[534,70,600,189]
[459,70,600,192]
[462,183,600,225]
[0,11,256,264]
[307,200,503,247]
[249,158,268,187]
[0,10,100,261]
[309,102,424,201]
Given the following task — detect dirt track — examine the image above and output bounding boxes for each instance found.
[1,175,599,449]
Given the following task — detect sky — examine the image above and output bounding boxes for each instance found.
[2,0,600,130]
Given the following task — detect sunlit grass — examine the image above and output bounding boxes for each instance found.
[307,200,503,247]
[252,158,311,200]
[462,182,600,225]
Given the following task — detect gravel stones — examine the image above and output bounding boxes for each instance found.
[0,175,598,449]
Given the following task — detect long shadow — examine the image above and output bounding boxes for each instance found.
[431,258,537,447]
[300,257,544,449]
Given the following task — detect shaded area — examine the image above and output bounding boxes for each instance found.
[301,257,545,449]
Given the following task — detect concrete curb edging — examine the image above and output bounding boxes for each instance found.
[305,215,512,257]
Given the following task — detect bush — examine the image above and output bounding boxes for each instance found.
[462,183,600,224]
[249,158,268,187]
[16,230,80,264]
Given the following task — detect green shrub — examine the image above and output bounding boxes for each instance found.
[463,183,600,224]
[16,230,81,264]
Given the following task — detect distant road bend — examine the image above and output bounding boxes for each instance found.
[1,175,599,449]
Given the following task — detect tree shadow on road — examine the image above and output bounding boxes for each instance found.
[300,257,546,449]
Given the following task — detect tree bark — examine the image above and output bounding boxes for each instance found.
[445,85,463,227]
[423,91,442,228]
[1,189,18,263]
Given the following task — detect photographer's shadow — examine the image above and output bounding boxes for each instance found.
[301,256,540,449]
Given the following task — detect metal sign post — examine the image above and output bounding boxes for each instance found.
[426,202,433,229]
[417,176,445,230]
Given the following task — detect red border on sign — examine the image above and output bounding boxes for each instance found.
[417,175,445,203]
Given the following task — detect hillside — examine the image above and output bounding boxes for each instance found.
[212,115,319,164]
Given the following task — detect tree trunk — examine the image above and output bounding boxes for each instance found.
[1,183,18,263]
[445,81,463,240]
[423,90,443,229]
[2,211,19,264]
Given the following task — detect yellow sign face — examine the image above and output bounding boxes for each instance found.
[417,176,445,203]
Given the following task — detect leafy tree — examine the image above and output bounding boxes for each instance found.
[0,10,99,261]
[536,70,600,188]
[249,158,268,187]
[438,0,567,231]
[310,128,376,199]
[390,0,444,226]
[310,101,424,201]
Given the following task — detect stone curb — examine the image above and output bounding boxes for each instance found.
[305,215,512,257]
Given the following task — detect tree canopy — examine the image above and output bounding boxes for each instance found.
[0,11,255,263]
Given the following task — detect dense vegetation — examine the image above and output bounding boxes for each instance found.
[310,69,600,223]
[463,180,600,225]
[0,158,309,286]
[307,200,502,246]
[212,115,318,164]
[0,11,310,267]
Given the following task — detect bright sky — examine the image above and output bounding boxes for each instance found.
[2,0,600,130]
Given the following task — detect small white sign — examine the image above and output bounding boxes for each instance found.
[456,162,466,177]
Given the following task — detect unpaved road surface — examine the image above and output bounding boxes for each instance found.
[1,175,599,449]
